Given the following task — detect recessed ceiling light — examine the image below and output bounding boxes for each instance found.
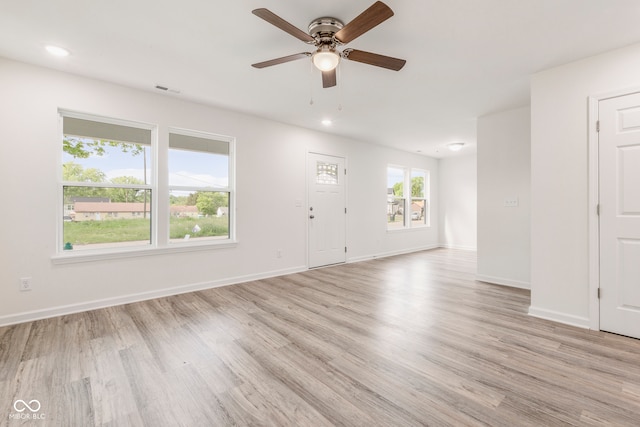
[45,45,70,57]
[448,142,465,152]
[321,119,332,126]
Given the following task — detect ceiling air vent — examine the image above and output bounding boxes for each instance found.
[154,85,180,94]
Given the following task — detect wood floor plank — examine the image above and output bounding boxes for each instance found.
[0,322,31,382]
[1,248,640,426]
[87,336,139,425]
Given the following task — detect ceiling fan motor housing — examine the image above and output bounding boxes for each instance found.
[308,17,344,44]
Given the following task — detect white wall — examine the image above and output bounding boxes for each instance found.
[0,58,439,325]
[477,106,531,289]
[530,42,640,327]
[438,154,477,250]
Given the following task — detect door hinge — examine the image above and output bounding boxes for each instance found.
[344,168,347,175]
[596,204,600,216]
[596,120,600,132]
[597,288,601,299]
[345,207,347,214]
[345,246,347,253]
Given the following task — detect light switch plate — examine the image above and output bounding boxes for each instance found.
[504,197,519,207]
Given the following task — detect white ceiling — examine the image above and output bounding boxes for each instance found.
[2,0,640,158]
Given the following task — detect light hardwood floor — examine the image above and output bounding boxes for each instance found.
[2,248,640,426]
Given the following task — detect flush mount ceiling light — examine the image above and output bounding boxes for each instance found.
[321,119,333,126]
[45,45,70,57]
[448,142,465,152]
[312,46,341,71]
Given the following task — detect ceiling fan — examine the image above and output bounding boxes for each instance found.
[251,1,406,88]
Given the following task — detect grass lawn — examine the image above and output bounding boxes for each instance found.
[63,216,228,247]
[169,216,228,240]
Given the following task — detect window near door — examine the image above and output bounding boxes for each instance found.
[411,169,428,226]
[61,114,153,251]
[168,130,232,243]
[387,166,430,229]
[387,166,406,229]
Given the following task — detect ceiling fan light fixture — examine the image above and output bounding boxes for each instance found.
[448,142,465,152]
[312,47,340,71]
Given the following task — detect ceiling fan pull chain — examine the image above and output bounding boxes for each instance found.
[337,65,343,111]
[309,61,315,106]
[251,4,405,89]
[309,61,313,105]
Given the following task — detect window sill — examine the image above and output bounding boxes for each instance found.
[386,226,430,233]
[51,240,238,265]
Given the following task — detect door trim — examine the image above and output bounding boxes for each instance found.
[587,94,601,331]
[306,150,348,269]
[588,87,640,331]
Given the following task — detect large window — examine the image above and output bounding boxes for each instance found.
[59,112,235,254]
[387,166,430,229]
[168,130,232,243]
[61,115,153,251]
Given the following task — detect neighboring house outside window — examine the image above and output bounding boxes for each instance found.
[61,113,153,251]
[387,165,430,230]
[168,129,233,243]
[59,111,235,254]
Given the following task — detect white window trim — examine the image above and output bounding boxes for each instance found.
[410,168,430,228]
[55,111,237,264]
[167,127,236,245]
[386,165,430,232]
[51,240,238,265]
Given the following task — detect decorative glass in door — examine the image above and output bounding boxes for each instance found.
[316,161,339,185]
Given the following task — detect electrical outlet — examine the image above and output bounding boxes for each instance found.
[19,277,32,292]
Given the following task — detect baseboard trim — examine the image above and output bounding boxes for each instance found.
[439,243,477,251]
[347,244,441,264]
[0,265,307,327]
[476,274,530,290]
[528,306,590,329]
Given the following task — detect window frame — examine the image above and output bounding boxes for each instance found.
[167,127,236,245]
[387,165,407,230]
[410,168,429,227]
[54,110,236,264]
[386,165,430,231]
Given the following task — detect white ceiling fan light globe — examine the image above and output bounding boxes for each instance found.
[312,49,340,71]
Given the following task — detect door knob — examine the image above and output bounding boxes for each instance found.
[309,215,315,219]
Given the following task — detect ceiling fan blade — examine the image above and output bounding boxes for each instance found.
[322,69,337,88]
[252,8,315,43]
[334,1,394,44]
[343,49,406,71]
[252,53,310,69]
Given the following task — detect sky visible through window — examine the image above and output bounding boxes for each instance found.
[387,166,404,189]
[169,149,228,188]
[63,139,228,188]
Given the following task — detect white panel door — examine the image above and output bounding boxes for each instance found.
[308,153,346,268]
[599,93,640,339]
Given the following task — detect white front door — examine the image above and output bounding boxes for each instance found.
[599,92,640,339]
[308,153,346,268]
